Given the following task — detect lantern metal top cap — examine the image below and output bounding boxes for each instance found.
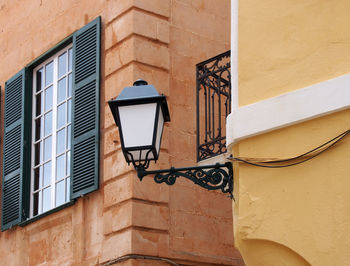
[108,79,170,122]
[115,80,162,102]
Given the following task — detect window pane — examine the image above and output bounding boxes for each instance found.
[45,61,53,86]
[43,187,51,212]
[68,49,72,72]
[57,102,66,129]
[36,92,43,117]
[57,128,65,154]
[68,74,72,97]
[44,111,52,136]
[56,154,65,180]
[58,77,67,103]
[66,178,70,202]
[67,99,71,123]
[44,136,52,161]
[66,151,70,176]
[67,125,71,149]
[58,52,67,78]
[45,86,53,112]
[56,180,65,207]
[34,166,42,191]
[43,162,51,187]
[33,192,39,216]
[35,117,42,141]
[36,68,44,92]
[34,142,42,166]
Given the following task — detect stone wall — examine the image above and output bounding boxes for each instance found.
[0,0,242,265]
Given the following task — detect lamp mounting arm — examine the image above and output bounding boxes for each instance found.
[135,163,234,199]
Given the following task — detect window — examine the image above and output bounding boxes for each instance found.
[1,17,101,230]
[31,47,73,216]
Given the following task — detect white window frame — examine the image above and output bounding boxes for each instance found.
[30,44,73,217]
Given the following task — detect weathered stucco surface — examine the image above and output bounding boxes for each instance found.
[233,0,350,265]
[0,0,243,265]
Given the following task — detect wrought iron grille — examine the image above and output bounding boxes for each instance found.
[196,50,231,161]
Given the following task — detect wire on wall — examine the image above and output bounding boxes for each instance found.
[227,129,350,168]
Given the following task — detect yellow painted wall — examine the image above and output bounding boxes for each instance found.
[233,0,350,265]
[239,0,350,106]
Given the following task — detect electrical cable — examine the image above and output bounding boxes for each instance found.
[227,128,350,168]
[102,254,180,266]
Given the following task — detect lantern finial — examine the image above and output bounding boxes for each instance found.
[133,79,148,86]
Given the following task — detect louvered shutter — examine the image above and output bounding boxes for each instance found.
[1,69,30,230]
[71,17,100,198]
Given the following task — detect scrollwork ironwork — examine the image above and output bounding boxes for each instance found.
[196,50,231,161]
[136,163,234,199]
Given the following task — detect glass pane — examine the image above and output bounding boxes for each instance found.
[36,68,44,92]
[66,151,70,176]
[35,117,42,141]
[43,187,51,212]
[45,61,53,86]
[56,180,65,207]
[57,102,66,129]
[67,125,71,150]
[36,92,43,116]
[67,99,71,123]
[56,154,65,180]
[57,128,65,154]
[34,142,42,166]
[43,161,51,187]
[34,166,42,191]
[45,86,53,112]
[58,77,67,103]
[68,74,72,97]
[44,136,52,161]
[58,52,67,78]
[68,49,72,72]
[66,178,70,202]
[44,111,52,136]
[119,103,157,147]
[33,192,39,216]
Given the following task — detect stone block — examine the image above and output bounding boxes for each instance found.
[104,200,133,235]
[171,52,196,82]
[134,0,170,17]
[105,63,134,102]
[132,173,169,203]
[131,229,169,257]
[133,63,170,96]
[103,127,121,156]
[105,37,134,76]
[132,201,169,231]
[101,230,132,263]
[107,0,133,23]
[105,10,133,50]
[104,102,116,129]
[134,37,169,70]
[103,151,134,183]
[170,105,196,134]
[104,174,133,208]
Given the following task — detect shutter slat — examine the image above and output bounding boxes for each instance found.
[2,69,26,230]
[71,17,100,199]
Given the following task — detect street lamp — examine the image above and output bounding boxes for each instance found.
[108,80,233,198]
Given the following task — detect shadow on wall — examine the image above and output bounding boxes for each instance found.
[239,239,311,266]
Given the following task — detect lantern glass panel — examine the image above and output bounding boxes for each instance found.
[118,103,157,148]
[127,149,154,161]
[155,108,164,154]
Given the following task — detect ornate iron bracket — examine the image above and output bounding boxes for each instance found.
[136,162,234,199]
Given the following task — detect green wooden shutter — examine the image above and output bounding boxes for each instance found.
[1,69,30,230]
[71,17,101,198]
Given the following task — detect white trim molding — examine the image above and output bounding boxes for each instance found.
[226,73,350,148]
